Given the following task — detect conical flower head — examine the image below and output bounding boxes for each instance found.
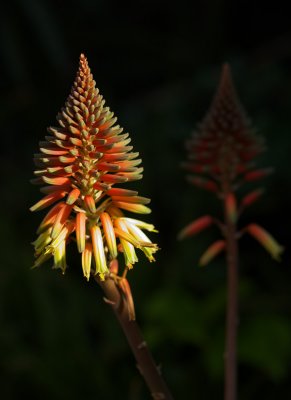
[30,54,158,280]
[180,64,283,266]
[185,64,266,194]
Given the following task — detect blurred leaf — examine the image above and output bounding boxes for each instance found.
[144,288,206,346]
[239,314,291,380]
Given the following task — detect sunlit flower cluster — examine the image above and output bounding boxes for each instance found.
[31,54,158,280]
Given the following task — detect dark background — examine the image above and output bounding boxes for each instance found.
[1,1,291,399]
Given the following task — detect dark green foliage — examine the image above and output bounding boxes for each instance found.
[1,1,291,399]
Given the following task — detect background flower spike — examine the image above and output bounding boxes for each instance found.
[183,63,265,195]
[180,63,284,400]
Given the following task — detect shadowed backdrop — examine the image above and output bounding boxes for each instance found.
[1,1,291,399]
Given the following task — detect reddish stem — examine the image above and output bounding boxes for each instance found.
[95,276,174,400]
[224,194,239,400]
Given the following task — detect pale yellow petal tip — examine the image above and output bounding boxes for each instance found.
[272,246,284,262]
[83,274,90,282]
[97,272,106,281]
[198,240,226,267]
[246,224,284,263]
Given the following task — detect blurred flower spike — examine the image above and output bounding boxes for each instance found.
[179,63,284,264]
[183,63,266,195]
[30,54,158,280]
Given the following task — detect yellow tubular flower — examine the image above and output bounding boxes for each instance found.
[53,241,66,273]
[123,219,158,261]
[82,243,93,281]
[114,219,138,269]
[30,54,158,280]
[90,225,107,279]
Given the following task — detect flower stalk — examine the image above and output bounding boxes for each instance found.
[179,63,284,400]
[96,272,174,400]
[30,54,173,399]
[224,191,239,400]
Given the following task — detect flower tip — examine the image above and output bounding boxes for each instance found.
[109,259,119,274]
[79,53,88,64]
[177,232,184,241]
[178,215,213,241]
[272,246,284,262]
[225,192,237,223]
[241,188,265,209]
[219,62,235,91]
[198,240,226,267]
[222,62,231,77]
[246,224,284,262]
[118,278,136,321]
[98,273,105,281]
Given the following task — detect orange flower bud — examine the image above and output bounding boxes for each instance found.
[76,212,86,253]
[241,188,264,208]
[178,216,213,241]
[84,195,96,214]
[66,188,80,205]
[243,168,273,182]
[245,224,284,261]
[118,278,136,321]
[225,192,237,223]
[51,204,73,239]
[199,240,226,267]
[112,202,151,214]
[186,176,218,192]
[109,259,119,275]
[30,190,66,212]
[37,202,65,234]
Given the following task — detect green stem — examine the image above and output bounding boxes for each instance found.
[224,196,239,400]
[95,276,174,400]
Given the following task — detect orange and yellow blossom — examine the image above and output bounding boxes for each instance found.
[30,54,158,280]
